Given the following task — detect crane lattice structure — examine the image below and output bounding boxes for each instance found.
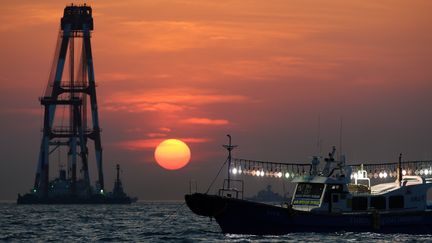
[34,5,104,198]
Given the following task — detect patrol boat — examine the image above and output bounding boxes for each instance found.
[185,135,432,234]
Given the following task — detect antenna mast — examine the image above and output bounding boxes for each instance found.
[339,117,343,160]
[317,115,321,156]
[398,153,403,185]
[223,134,237,189]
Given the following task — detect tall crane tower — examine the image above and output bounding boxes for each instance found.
[34,4,104,198]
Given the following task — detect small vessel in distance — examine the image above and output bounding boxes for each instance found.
[185,135,432,234]
[245,185,290,203]
[109,164,138,203]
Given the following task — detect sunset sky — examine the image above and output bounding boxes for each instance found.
[0,0,431,200]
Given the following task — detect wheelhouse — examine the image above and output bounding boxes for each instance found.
[291,175,432,212]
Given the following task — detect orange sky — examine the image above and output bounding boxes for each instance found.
[0,0,431,200]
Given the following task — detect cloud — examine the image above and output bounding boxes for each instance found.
[115,20,243,53]
[0,107,41,116]
[147,133,167,138]
[98,72,138,82]
[0,4,59,32]
[103,102,185,113]
[181,138,210,143]
[159,127,171,132]
[103,88,249,113]
[125,128,145,133]
[118,138,162,150]
[137,103,185,112]
[124,128,170,137]
[181,117,229,125]
[117,137,210,151]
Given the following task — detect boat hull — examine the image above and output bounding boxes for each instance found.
[185,193,432,234]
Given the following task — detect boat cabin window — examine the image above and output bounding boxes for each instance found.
[295,183,324,199]
[292,183,324,207]
[370,196,386,210]
[352,197,368,211]
[328,184,343,192]
[389,195,404,209]
[323,184,344,203]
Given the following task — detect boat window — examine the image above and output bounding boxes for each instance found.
[329,184,343,192]
[352,197,368,210]
[370,196,386,210]
[389,195,404,209]
[295,183,324,199]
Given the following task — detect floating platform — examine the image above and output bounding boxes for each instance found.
[17,5,139,205]
[17,164,137,205]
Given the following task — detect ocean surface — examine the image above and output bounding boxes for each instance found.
[1,202,432,242]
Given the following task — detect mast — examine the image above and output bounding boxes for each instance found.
[339,117,343,160]
[116,164,120,184]
[398,153,402,185]
[223,135,237,189]
[317,115,321,156]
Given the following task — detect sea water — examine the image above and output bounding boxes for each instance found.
[1,202,431,242]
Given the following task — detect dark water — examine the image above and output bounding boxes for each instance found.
[1,202,431,242]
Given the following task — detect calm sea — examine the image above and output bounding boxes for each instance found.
[1,202,431,242]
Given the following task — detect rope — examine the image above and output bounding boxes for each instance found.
[234,157,309,167]
[205,158,228,194]
[153,159,228,232]
[152,202,186,232]
[350,160,432,167]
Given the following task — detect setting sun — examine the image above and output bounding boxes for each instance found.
[154,139,191,170]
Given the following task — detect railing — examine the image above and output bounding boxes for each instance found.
[59,81,97,88]
[218,179,244,199]
[350,160,432,179]
[50,126,94,134]
[231,158,432,181]
[189,179,198,194]
[231,158,311,180]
